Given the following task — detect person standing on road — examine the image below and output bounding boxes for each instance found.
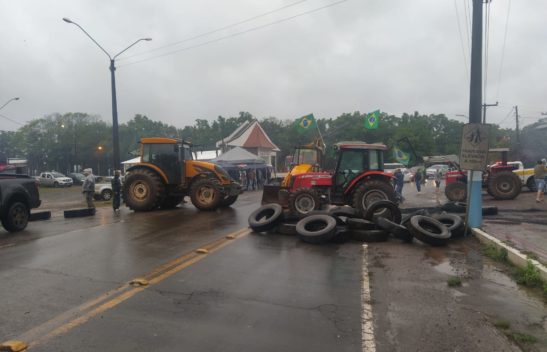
[394,168,405,203]
[534,160,546,203]
[414,167,423,192]
[434,168,442,193]
[82,168,95,209]
[111,170,122,213]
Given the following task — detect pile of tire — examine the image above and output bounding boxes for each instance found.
[248,201,469,246]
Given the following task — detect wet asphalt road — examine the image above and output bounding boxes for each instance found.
[1,187,546,351]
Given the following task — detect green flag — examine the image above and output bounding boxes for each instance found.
[393,145,410,166]
[364,110,380,129]
[295,113,316,133]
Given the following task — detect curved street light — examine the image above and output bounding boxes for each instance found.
[62,17,151,170]
[0,97,20,111]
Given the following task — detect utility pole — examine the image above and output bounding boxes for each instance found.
[482,101,498,123]
[515,105,520,160]
[466,0,484,228]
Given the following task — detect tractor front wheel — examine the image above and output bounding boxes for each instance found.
[190,178,222,210]
[445,182,467,202]
[352,179,396,217]
[288,188,321,216]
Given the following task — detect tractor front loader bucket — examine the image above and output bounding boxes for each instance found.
[261,184,289,207]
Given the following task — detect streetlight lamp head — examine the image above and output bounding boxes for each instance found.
[62,17,73,23]
[144,38,152,41]
[14,97,19,101]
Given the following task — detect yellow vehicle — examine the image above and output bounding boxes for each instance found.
[262,139,324,205]
[123,137,242,211]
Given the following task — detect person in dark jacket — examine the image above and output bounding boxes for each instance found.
[414,167,423,192]
[111,170,122,212]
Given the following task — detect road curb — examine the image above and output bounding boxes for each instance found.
[472,228,547,282]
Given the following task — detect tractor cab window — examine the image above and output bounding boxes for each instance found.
[296,149,318,165]
[143,143,179,167]
[367,150,383,171]
[335,149,365,187]
[182,144,193,160]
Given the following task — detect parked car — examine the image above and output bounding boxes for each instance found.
[38,171,73,187]
[0,174,41,232]
[384,163,411,182]
[94,183,114,201]
[68,172,86,185]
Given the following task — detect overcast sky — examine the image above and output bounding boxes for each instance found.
[1,0,545,132]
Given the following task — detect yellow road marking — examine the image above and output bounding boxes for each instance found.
[6,227,250,350]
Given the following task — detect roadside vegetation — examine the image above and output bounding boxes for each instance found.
[492,320,538,351]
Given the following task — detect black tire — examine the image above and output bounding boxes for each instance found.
[487,171,521,200]
[123,169,165,211]
[190,178,222,211]
[432,213,464,238]
[331,227,351,243]
[1,201,29,232]
[63,207,96,218]
[160,196,183,209]
[352,179,397,217]
[248,204,283,232]
[526,176,537,192]
[219,195,238,208]
[346,218,377,230]
[101,189,113,201]
[276,222,298,236]
[363,200,402,224]
[482,206,498,216]
[328,206,360,219]
[53,182,59,188]
[440,202,467,213]
[407,215,450,246]
[349,229,389,242]
[288,188,321,216]
[376,216,412,241]
[29,211,51,221]
[445,182,467,202]
[401,209,430,226]
[295,214,337,244]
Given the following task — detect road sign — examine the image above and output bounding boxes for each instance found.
[459,123,490,171]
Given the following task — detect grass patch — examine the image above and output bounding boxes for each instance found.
[506,331,537,345]
[447,276,462,287]
[520,250,539,262]
[483,244,508,263]
[493,320,510,330]
[516,261,542,287]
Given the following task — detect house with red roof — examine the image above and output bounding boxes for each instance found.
[216,119,280,166]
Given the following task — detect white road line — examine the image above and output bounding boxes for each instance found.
[361,244,376,352]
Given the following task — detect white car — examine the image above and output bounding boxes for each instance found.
[384,163,411,182]
[94,183,114,201]
[38,171,73,187]
[426,164,450,179]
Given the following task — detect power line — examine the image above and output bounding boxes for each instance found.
[0,113,24,126]
[496,106,514,126]
[119,0,309,62]
[120,0,349,67]
[453,0,469,79]
[463,0,472,56]
[495,0,511,101]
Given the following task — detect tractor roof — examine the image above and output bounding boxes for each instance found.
[335,141,387,150]
[140,137,192,145]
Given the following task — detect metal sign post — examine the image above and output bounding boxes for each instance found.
[460,123,490,228]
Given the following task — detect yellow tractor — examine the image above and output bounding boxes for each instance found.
[123,137,242,211]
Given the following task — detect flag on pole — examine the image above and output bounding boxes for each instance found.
[295,113,316,133]
[364,110,380,129]
[393,145,410,166]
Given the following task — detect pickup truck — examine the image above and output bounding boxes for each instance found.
[0,174,41,232]
[38,171,73,187]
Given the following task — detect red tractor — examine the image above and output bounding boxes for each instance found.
[444,148,522,201]
[263,141,396,216]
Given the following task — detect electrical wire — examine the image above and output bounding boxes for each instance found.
[496,106,514,126]
[119,0,309,62]
[463,0,472,56]
[495,0,511,101]
[119,0,349,67]
[454,0,469,79]
[0,113,24,126]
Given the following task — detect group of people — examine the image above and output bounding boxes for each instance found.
[393,167,443,204]
[81,168,122,213]
[239,168,269,191]
[534,159,547,203]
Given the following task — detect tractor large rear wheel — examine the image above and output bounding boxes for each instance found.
[123,169,165,211]
[445,182,467,202]
[487,171,521,200]
[190,178,222,210]
[352,179,396,216]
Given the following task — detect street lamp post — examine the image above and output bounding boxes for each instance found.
[62,18,151,170]
[0,97,20,111]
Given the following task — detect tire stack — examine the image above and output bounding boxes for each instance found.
[248,201,469,246]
